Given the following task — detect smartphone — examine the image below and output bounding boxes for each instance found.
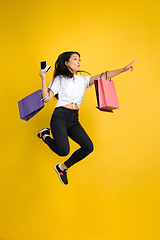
[40,61,47,69]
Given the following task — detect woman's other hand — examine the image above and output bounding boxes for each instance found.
[39,69,46,80]
[124,60,135,72]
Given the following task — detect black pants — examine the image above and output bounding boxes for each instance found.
[44,107,94,168]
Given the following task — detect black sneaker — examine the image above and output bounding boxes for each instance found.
[54,165,68,185]
[37,128,50,138]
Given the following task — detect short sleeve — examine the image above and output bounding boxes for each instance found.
[48,76,61,95]
[84,75,91,88]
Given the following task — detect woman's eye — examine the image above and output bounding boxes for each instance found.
[73,58,81,61]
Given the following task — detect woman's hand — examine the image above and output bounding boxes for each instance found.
[39,69,46,80]
[123,60,135,72]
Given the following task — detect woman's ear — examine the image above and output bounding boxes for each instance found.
[65,61,68,66]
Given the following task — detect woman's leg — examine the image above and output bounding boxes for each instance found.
[44,113,70,157]
[64,122,94,168]
[54,121,93,185]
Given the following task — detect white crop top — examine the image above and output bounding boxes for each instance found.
[48,74,91,109]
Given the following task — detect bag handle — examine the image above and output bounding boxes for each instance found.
[100,71,111,81]
[39,92,49,101]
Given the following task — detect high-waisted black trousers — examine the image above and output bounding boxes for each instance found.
[44,107,94,168]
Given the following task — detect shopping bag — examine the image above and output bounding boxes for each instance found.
[18,89,44,121]
[94,75,119,113]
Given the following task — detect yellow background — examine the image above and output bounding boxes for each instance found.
[0,0,160,239]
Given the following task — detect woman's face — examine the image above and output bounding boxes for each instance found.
[65,53,81,74]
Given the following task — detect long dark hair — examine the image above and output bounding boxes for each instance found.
[53,51,90,79]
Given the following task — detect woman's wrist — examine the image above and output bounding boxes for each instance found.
[123,67,127,72]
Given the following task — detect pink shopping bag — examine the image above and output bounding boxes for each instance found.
[94,76,119,113]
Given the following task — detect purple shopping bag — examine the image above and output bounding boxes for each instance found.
[18,89,44,121]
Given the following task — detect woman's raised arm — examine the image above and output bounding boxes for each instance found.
[89,60,135,86]
[39,69,54,103]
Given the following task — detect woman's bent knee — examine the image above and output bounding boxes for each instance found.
[90,141,94,153]
[86,141,94,154]
[58,148,69,156]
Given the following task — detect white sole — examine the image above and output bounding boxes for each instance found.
[37,128,50,135]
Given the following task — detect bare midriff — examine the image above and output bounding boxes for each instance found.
[63,103,79,110]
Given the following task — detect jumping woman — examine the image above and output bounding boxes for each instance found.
[37,51,135,185]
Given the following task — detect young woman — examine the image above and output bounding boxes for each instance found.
[38,51,135,185]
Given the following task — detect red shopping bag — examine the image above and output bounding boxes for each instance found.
[94,75,119,113]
